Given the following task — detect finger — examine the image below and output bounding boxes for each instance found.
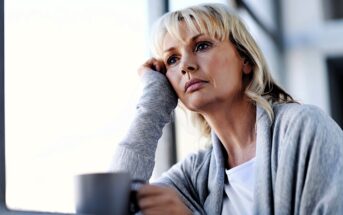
[139,194,191,215]
[144,58,165,73]
[154,60,166,74]
[142,58,155,67]
[138,186,192,215]
[138,58,157,77]
[140,207,164,215]
[154,63,161,72]
[138,184,167,197]
[138,58,167,77]
[138,192,171,209]
[142,58,157,68]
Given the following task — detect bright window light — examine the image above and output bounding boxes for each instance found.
[5,0,149,213]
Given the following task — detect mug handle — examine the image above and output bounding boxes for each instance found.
[129,179,146,214]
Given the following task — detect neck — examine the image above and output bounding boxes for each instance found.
[201,98,256,168]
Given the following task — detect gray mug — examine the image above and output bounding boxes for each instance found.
[75,172,145,215]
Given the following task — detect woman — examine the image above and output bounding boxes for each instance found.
[113,3,343,215]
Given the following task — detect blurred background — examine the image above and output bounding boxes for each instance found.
[4,0,343,213]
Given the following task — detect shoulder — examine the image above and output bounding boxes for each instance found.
[273,103,338,130]
[272,103,343,144]
[273,103,325,122]
[177,146,213,173]
[155,146,213,187]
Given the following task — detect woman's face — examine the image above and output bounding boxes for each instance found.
[162,22,251,113]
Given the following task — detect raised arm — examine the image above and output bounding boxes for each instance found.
[111,60,177,181]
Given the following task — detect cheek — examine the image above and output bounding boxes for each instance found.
[217,54,243,77]
[201,54,233,75]
[166,70,182,92]
[205,54,244,89]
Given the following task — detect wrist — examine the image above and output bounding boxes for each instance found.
[139,70,178,113]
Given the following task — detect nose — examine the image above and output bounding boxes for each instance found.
[180,57,199,76]
[182,64,197,74]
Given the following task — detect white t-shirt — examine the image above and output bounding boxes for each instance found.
[221,157,256,215]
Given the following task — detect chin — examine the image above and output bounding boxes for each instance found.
[183,98,209,112]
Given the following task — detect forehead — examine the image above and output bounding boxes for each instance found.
[162,22,201,52]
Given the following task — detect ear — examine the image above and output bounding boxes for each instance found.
[242,59,252,74]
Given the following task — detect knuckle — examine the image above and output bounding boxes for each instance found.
[138,198,149,208]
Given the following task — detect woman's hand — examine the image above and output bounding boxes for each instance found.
[137,184,192,215]
[138,58,166,77]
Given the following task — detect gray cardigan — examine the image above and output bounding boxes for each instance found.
[112,71,343,214]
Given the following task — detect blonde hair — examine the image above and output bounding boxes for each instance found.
[150,3,295,136]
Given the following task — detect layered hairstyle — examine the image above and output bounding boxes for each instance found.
[150,3,295,136]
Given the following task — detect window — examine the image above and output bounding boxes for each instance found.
[324,0,343,20]
[4,0,150,213]
[327,57,343,128]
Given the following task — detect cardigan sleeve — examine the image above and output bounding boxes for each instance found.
[110,70,177,181]
[274,105,343,214]
[152,151,210,215]
[110,70,208,214]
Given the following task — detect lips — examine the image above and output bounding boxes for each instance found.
[185,79,208,92]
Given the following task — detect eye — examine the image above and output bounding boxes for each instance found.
[194,41,212,52]
[166,55,178,65]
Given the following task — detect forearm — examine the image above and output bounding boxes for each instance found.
[111,71,177,180]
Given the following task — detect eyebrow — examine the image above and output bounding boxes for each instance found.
[163,33,204,54]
